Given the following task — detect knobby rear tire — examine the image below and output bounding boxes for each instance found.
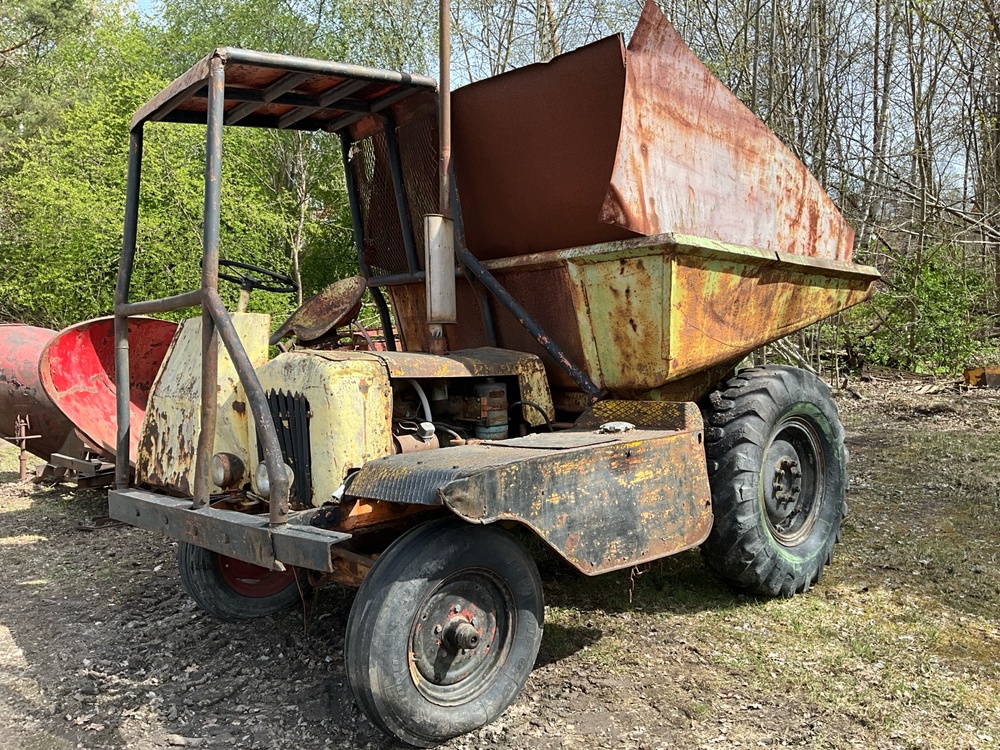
[701,365,848,597]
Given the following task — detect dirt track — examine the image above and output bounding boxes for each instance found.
[1,376,999,750]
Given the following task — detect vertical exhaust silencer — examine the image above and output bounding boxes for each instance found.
[426,0,455,355]
[425,214,457,327]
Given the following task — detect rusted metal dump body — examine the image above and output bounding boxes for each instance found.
[348,2,878,401]
[0,324,85,461]
[450,1,854,261]
[470,234,874,398]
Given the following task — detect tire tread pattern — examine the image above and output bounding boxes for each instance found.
[701,365,848,597]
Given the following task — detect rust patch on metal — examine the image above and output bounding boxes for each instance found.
[0,325,87,461]
[131,49,437,133]
[348,404,712,575]
[329,556,371,587]
[448,2,853,263]
[964,366,1000,388]
[338,498,433,532]
[565,531,580,555]
[269,275,366,345]
[451,35,635,259]
[600,2,854,261]
[437,410,713,575]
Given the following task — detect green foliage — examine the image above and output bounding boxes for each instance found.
[0,0,92,143]
[850,246,997,374]
[0,1,358,328]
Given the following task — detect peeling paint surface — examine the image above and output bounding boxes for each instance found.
[428,233,877,399]
[137,314,268,494]
[348,402,713,574]
[254,351,393,506]
[39,317,177,464]
[308,347,554,426]
[602,2,855,260]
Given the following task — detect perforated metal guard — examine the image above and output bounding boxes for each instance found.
[351,108,439,277]
[574,400,695,431]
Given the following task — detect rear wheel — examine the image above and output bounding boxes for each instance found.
[701,365,847,597]
[177,542,302,621]
[346,518,544,747]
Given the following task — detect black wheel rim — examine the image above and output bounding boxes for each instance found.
[760,415,824,545]
[408,568,515,707]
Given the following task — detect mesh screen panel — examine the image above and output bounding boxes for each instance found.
[574,401,689,431]
[350,108,439,277]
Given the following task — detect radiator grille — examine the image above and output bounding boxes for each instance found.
[260,390,313,508]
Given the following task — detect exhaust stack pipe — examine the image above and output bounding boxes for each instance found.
[426,0,456,354]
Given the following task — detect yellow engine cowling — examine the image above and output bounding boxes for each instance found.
[251,351,393,506]
[139,320,553,507]
[136,313,269,496]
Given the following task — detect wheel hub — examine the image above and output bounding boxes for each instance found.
[760,418,824,546]
[445,619,482,650]
[216,555,294,598]
[771,455,802,506]
[408,571,513,706]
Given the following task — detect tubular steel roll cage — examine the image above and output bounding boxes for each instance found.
[113,49,601,528]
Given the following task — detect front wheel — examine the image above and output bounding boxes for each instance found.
[701,365,847,597]
[177,542,303,621]
[345,518,544,747]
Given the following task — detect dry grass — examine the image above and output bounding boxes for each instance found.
[530,380,1000,749]
[0,380,998,749]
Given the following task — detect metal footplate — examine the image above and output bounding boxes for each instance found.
[108,489,351,572]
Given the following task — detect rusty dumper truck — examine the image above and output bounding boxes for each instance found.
[107,3,879,745]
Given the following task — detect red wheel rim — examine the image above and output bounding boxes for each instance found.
[216,555,295,597]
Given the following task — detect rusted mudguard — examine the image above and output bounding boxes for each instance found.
[346,401,712,575]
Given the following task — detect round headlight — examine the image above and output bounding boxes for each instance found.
[254,461,294,499]
[211,453,245,489]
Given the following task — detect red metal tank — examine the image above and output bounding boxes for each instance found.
[39,317,178,465]
[0,324,87,461]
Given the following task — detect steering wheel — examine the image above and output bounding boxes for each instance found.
[217,259,298,294]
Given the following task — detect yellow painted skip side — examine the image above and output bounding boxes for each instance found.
[489,232,878,395]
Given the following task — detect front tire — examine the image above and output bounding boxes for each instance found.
[345,518,544,747]
[177,542,302,621]
[701,365,847,597]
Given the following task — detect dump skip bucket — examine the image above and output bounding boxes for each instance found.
[451,1,855,263]
[39,317,178,465]
[0,324,87,461]
[347,1,877,403]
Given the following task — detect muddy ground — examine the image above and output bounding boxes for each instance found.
[1,373,999,750]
